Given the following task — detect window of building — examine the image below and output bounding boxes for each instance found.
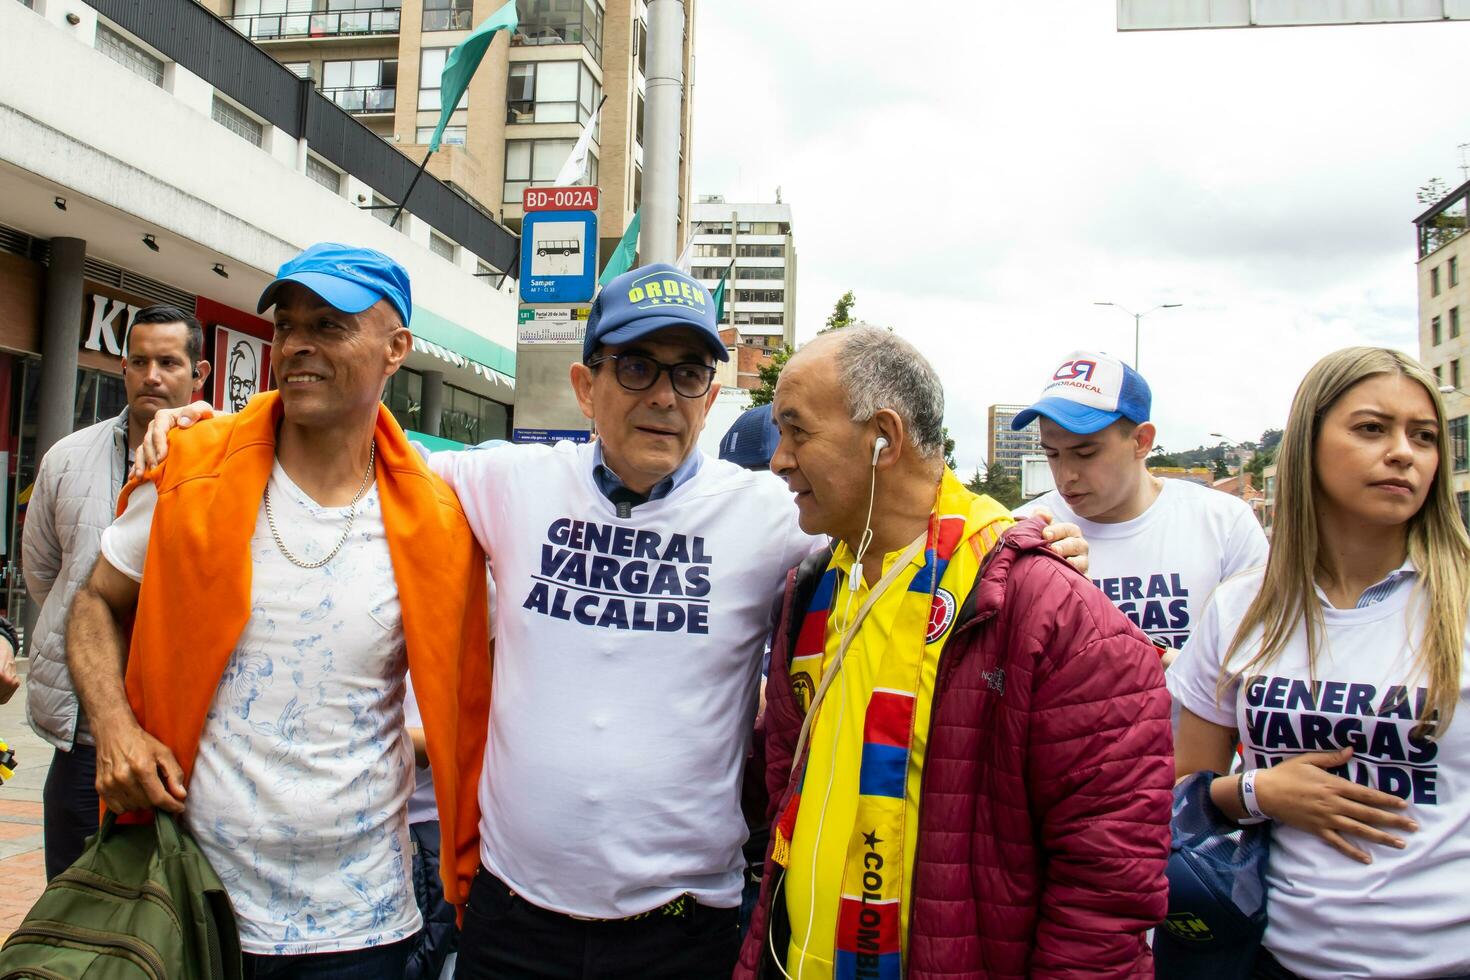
[635,94,645,148]
[513,0,603,62]
[283,61,312,79]
[1432,266,1442,296]
[1433,315,1443,346]
[1452,415,1469,473]
[371,194,402,230]
[1459,491,1470,532]
[1454,359,1462,390]
[422,0,472,31]
[1453,307,1462,340]
[503,139,595,201]
[737,243,784,258]
[1453,256,1462,287]
[429,232,456,261]
[506,61,600,125]
[211,96,264,147]
[306,155,340,192]
[322,58,397,112]
[416,126,466,145]
[733,266,784,280]
[230,0,400,40]
[441,385,509,445]
[635,18,647,76]
[384,366,422,433]
[419,48,467,112]
[694,243,731,258]
[95,24,164,86]
[733,289,784,304]
[1435,365,1444,384]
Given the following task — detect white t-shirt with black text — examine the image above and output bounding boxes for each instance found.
[1017,478,1267,649]
[1169,568,1470,979]
[429,441,818,918]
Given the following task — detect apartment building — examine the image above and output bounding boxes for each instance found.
[987,403,1042,480]
[211,0,696,261]
[1414,179,1470,527]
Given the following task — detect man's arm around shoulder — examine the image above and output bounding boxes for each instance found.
[68,556,186,815]
[1017,556,1172,977]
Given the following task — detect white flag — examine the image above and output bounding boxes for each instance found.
[674,223,702,272]
[553,101,602,187]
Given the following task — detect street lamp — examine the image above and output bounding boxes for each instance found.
[1093,301,1183,371]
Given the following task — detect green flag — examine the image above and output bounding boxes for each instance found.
[597,210,641,287]
[428,0,518,152]
[710,260,734,325]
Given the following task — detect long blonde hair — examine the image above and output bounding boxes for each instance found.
[1224,347,1470,734]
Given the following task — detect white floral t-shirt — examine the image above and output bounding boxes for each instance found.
[101,463,421,955]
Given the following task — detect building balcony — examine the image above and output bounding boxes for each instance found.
[225,8,400,42]
[321,84,396,115]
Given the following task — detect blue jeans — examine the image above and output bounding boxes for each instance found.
[242,937,413,980]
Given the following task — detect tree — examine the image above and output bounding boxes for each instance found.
[966,461,1021,510]
[747,344,791,407]
[941,426,957,470]
[1148,446,1181,468]
[1257,428,1283,452]
[820,290,857,334]
[1213,457,1231,480]
[1418,178,1465,254]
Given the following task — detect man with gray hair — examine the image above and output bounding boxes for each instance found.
[736,327,1173,978]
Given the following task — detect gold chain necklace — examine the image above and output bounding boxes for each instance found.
[263,442,376,569]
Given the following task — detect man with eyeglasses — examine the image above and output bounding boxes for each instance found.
[138,262,1089,978]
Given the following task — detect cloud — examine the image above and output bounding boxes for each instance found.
[691,2,1470,471]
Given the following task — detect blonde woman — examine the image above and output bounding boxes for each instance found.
[1169,347,1470,980]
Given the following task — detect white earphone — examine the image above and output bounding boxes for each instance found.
[871,436,889,465]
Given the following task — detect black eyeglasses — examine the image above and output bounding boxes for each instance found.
[588,352,717,398]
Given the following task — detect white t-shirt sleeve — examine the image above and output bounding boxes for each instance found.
[98,482,159,584]
[1221,505,1270,579]
[1165,590,1240,727]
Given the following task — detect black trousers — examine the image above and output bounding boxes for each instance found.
[455,868,739,980]
[42,742,98,880]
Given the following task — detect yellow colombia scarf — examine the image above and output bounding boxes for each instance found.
[773,470,1013,978]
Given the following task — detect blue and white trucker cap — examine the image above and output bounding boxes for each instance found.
[1011,350,1152,435]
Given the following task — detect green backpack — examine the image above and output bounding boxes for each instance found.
[0,811,242,980]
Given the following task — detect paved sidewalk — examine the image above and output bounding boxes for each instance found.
[1,666,50,942]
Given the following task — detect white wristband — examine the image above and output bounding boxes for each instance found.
[1240,768,1270,822]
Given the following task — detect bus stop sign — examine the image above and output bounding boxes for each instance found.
[519,208,597,304]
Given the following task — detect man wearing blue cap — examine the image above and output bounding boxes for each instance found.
[68,243,492,978]
[1014,350,1267,665]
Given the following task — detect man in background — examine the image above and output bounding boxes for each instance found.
[23,304,209,877]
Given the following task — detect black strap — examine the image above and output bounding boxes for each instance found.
[607,485,647,519]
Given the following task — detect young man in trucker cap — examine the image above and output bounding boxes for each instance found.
[1014,350,1267,662]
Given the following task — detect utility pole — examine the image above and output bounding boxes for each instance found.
[641,0,685,263]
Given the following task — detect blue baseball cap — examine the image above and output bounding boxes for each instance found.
[719,403,780,469]
[1012,350,1151,434]
[257,243,412,327]
[584,263,728,363]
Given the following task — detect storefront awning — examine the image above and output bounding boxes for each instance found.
[412,335,516,391]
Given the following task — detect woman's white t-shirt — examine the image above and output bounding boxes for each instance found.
[1169,568,1470,979]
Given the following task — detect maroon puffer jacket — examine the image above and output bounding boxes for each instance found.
[735,519,1173,979]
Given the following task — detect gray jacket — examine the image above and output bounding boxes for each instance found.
[23,408,129,750]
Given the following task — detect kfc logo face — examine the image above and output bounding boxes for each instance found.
[1053,359,1097,383]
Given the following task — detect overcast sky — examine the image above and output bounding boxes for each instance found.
[689,1,1470,475]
